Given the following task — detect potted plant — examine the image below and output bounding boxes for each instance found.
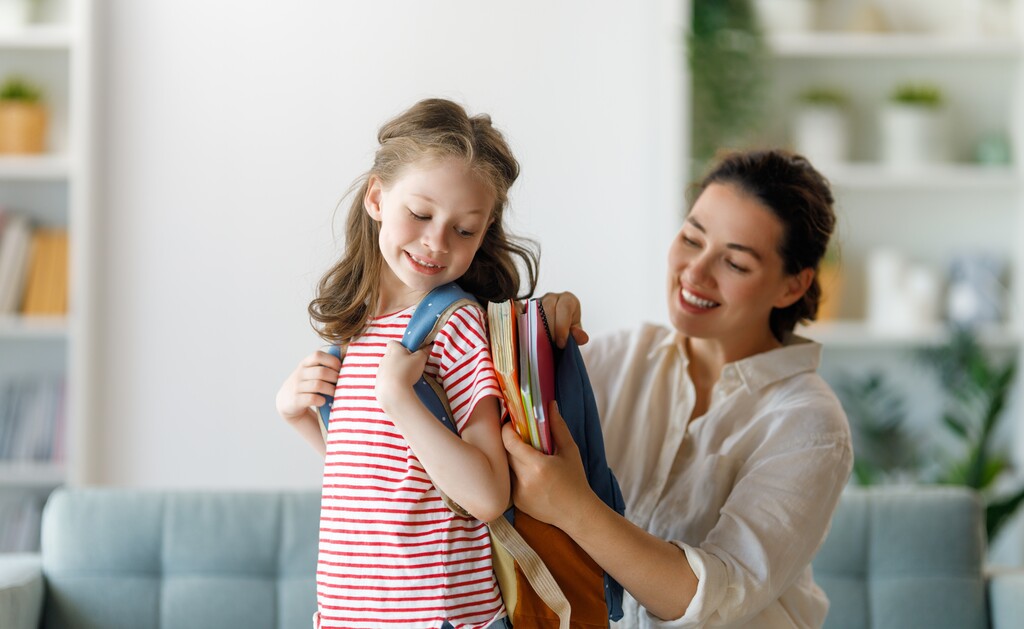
[689,0,769,173]
[0,0,34,32]
[837,329,1023,541]
[792,87,850,168]
[0,75,47,154]
[880,82,950,169]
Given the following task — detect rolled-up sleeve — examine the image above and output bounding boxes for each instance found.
[650,428,852,627]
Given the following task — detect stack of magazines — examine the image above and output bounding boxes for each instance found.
[486,298,554,454]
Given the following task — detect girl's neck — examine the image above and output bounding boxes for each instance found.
[376,265,427,316]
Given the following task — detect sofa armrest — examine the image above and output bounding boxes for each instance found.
[989,567,1024,629]
[0,553,43,629]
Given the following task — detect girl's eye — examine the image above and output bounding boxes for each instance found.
[455,227,476,238]
[408,209,429,221]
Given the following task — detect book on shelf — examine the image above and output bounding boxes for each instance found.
[0,211,31,315]
[0,492,43,553]
[0,376,65,464]
[0,208,68,317]
[487,298,555,454]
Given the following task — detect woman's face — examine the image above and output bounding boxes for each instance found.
[666,182,807,346]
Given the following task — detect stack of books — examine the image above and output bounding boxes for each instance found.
[487,299,555,454]
[0,209,69,317]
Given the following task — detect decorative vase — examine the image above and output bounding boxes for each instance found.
[0,0,32,32]
[880,104,950,169]
[752,0,816,34]
[816,261,844,321]
[0,102,47,153]
[793,104,849,167]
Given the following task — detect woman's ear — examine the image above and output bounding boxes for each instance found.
[774,268,815,309]
[364,176,384,221]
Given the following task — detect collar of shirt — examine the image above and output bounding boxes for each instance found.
[649,332,823,398]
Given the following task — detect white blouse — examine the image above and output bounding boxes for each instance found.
[582,324,853,628]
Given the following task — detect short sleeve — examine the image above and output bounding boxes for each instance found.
[425,304,502,432]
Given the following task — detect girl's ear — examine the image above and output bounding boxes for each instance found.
[773,267,815,309]
[364,176,384,221]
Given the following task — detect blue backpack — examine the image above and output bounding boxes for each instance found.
[318,283,625,628]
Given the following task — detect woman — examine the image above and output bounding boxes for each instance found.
[506,150,853,627]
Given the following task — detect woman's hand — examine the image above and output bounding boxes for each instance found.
[276,349,342,424]
[502,401,601,532]
[375,341,430,414]
[539,291,589,348]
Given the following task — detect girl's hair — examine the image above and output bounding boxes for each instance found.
[696,149,836,342]
[309,98,539,344]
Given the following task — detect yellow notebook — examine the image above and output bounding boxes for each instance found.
[486,299,533,445]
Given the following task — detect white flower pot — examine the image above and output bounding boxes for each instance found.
[753,0,816,34]
[793,105,849,167]
[880,104,950,169]
[0,0,31,32]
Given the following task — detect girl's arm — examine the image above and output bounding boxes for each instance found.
[502,403,698,621]
[376,342,510,523]
[275,349,341,458]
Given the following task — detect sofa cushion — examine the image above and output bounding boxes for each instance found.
[40,489,319,629]
[813,486,988,629]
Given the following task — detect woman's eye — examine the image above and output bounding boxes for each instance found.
[726,259,750,273]
[682,236,700,248]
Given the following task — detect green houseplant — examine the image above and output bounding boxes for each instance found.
[689,0,768,171]
[0,75,46,154]
[881,81,950,167]
[838,329,1023,540]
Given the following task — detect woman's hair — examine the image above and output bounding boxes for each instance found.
[696,149,836,341]
[309,98,539,344]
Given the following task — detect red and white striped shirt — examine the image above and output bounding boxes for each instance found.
[316,303,505,629]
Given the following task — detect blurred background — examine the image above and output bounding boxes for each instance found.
[1,0,1023,566]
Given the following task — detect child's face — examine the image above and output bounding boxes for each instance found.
[365,158,494,311]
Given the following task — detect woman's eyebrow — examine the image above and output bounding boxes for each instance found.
[688,216,763,261]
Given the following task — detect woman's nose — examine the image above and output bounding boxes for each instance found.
[684,253,713,286]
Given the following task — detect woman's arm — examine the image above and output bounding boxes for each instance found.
[376,341,510,523]
[276,349,340,458]
[503,403,698,621]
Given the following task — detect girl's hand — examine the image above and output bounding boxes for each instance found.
[539,291,589,348]
[375,341,431,414]
[276,349,342,423]
[502,401,600,532]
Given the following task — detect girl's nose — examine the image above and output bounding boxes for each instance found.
[421,224,449,253]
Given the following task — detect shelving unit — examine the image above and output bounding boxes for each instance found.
[0,0,92,552]
[756,21,1024,344]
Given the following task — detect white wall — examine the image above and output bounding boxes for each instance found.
[91,1,686,487]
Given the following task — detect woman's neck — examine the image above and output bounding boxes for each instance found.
[685,330,782,387]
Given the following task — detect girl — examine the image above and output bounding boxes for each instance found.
[276,99,538,629]
[512,150,853,628]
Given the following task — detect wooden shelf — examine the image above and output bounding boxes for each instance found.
[816,163,1019,191]
[0,316,69,339]
[0,155,72,180]
[799,320,1021,348]
[770,33,1022,58]
[0,463,65,488]
[0,26,73,50]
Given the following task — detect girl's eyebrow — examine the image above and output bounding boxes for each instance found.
[687,216,764,261]
[411,192,487,215]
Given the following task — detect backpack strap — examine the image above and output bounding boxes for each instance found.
[314,283,476,437]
